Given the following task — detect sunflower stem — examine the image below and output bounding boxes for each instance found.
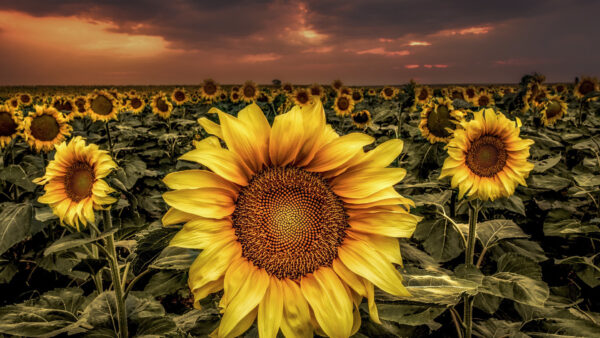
[88,224,103,293]
[104,122,114,158]
[102,210,128,338]
[463,200,480,338]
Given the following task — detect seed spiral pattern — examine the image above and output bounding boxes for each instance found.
[466,135,508,177]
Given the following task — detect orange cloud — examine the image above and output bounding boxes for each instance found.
[405,64,420,69]
[239,53,281,63]
[437,25,492,36]
[407,41,431,46]
[356,47,410,56]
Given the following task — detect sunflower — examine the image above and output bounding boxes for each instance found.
[553,83,567,96]
[23,106,72,152]
[33,136,117,230]
[230,91,242,103]
[381,86,398,100]
[171,88,189,105]
[289,88,311,107]
[333,94,355,116]
[440,108,534,201]
[17,93,33,106]
[419,98,464,143]
[7,97,20,110]
[449,87,466,101]
[86,90,119,121]
[200,79,220,101]
[526,87,548,107]
[338,86,352,96]
[574,77,598,99]
[351,109,372,128]
[239,81,259,103]
[464,86,477,102]
[367,88,377,96]
[166,100,419,338]
[351,89,364,103]
[0,105,23,147]
[51,96,77,121]
[128,95,146,114]
[151,92,173,119]
[256,91,274,104]
[309,84,325,100]
[540,95,568,126]
[281,82,294,94]
[73,96,88,117]
[331,79,343,91]
[473,91,495,107]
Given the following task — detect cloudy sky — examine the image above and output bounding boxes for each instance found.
[0,0,597,85]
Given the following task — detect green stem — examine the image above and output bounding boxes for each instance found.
[102,210,128,338]
[463,200,480,338]
[105,122,114,158]
[89,224,103,293]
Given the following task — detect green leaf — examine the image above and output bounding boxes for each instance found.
[473,318,528,338]
[44,228,119,256]
[0,202,33,255]
[131,227,179,274]
[479,272,549,307]
[0,288,86,337]
[0,164,37,192]
[528,174,571,191]
[532,154,562,173]
[374,303,445,330]
[149,246,199,270]
[497,253,543,280]
[413,219,464,262]
[555,255,600,288]
[573,173,600,187]
[144,270,188,297]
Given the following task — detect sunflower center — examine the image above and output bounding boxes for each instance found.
[337,97,349,110]
[64,161,95,202]
[384,87,394,96]
[204,83,217,95]
[465,88,475,98]
[156,98,169,112]
[478,95,490,106]
[232,167,348,279]
[466,135,507,177]
[0,111,18,136]
[546,101,562,118]
[578,80,594,95]
[131,98,142,109]
[353,112,369,124]
[452,90,464,100]
[91,95,113,116]
[20,95,31,103]
[427,105,454,138]
[174,91,186,102]
[243,86,256,98]
[10,99,18,108]
[75,99,86,113]
[296,91,310,104]
[310,87,321,96]
[352,91,362,101]
[30,114,60,141]
[417,89,428,100]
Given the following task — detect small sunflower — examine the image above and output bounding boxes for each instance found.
[419,98,464,143]
[0,105,23,147]
[51,96,77,121]
[381,86,398,100]
[7,97,20,110]
[464,86,477,102]
[171,88,189,106]
[309,84,325,99]
[217,91,228,102]
[331,79,343,91]
[351,89,364,103]
[351,109,372,128]
[230,91,242,103]
[200,79,220,101]
[128,95,146,114]
[338,86,352,96]
[449,87,466,101]
[23,106,72,152]
[17,93,33,106]
[86,90,119,121]
[473,91,495,107]
[73,96,88,117]
[540,95,568,126]
[240,81,259,103]
[281,82,294,94]
[291,88,312,106]
[574,77,598,99]
[333,94,355,116]
[526,87,548,107]
[367,88,377,96]
[256,91,274,104]
[166,100,419,338]
[440,108,534,201]
[151,92,173,119]
[33,136,117,229]
[553,83,567,96]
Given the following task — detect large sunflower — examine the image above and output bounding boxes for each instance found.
[200,79,220,101]
[23,106,72,152]
[151,92,174,119]
[240,81,260,103]
[166,100,419,338]
[574,77,598,99]
[33,136,117,229]
[419,98,464,143]
[0,105,23,147]
[333,94,355,116]
[540,95,568,126]
[86,90,119,121]
[440,108,534,201]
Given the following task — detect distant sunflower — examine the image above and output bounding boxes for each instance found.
[540,95,568,126]
[367,88,377,96]
[0,105,22,147]
[281,82,294,94]
[473,91,495,107]
[200,79,220,101]
[128,95,146,114]
[230,91,242,103]
[7,97,20,110]
[351,89,364,103]
[338,86,352,96]
[351,109,372,128]
[449,87,466,101]
[292,88,312,106]
[331,79,343,91]
[33,136,117,229]
[526,87,548,107]
[166,100,419,338]
[171,88,189,105]
[217,91,228,102]
[51,96,77,120]
[553,83,568,96]
[574,77,598,99]
[333,94,354,116]
[419,98,464,143]
[381,86,398,100]
[151,92,173,119]
[17,93,33,106]
[240,81,259,102]
[309,83,325,99]
[440,108,534,201]
[86,90,119,121]
[23,106,72,152]
[464,86,477,102]
[73,97,88,116]
[256,91,274,104]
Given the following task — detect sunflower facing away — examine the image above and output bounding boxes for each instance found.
[23,105,72,152]
[540,95,568,126]
[419,98,464,144]
[440,108,534,201]
[86,90,119,121]
[200,79,220,101]
[165,100,420,338]
[0,105,23,148]
[331,79,343,91]
[151,92,174,119]
[33,136,117,229]
[333,94,355,116]
[351,109,372,128]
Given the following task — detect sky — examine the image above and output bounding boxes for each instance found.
[0,0,598,85]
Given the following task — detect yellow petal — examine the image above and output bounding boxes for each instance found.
[306,133,374,172]
[280,279,313,338]
[332,259,366,297]
[170,218,235,249]
[218,110,264,173]
[162,207,197,226]
[349,211,418,238]
[198,117,224,139]
[258,277,284,338]
[269,107,304,167]
[162,188,235,219]
[331,167,406,199]
[300,267,353,338]
[179,147,249,186]
[163,169,239,194]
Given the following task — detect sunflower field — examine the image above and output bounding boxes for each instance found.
[0,75,599,338]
